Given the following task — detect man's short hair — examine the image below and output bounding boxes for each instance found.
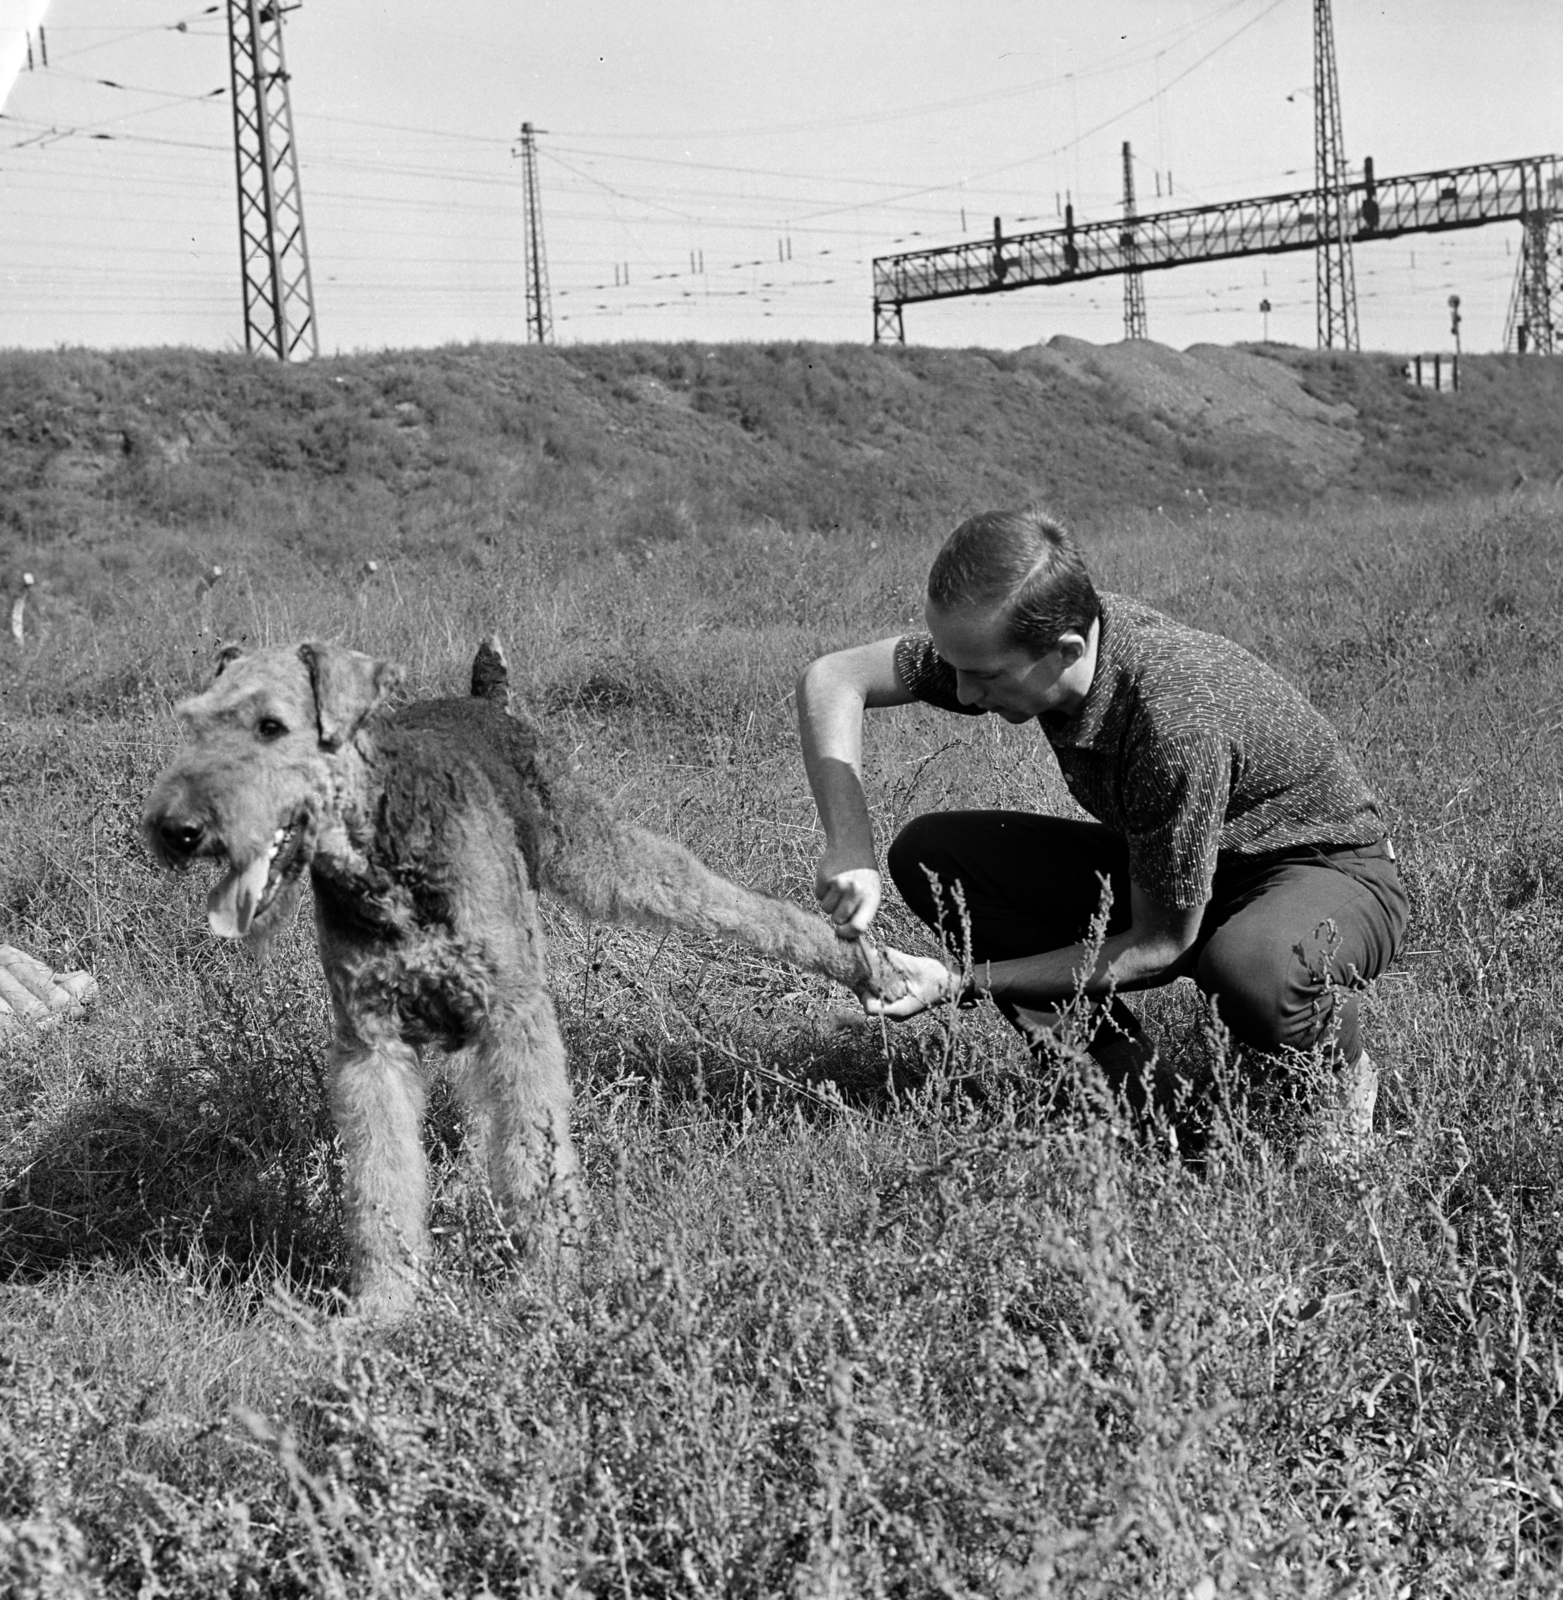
[926,507,1101,656]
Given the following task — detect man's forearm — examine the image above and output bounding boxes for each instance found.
[797,658,874,858]
[967,927,1187,1008]
[796,639,916,886]
[805,757,878,864]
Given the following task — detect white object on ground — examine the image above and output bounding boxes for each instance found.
[9,571,32,645]
[0,944,98,1030]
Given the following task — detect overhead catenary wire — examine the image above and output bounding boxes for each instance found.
[0,0,1529,350]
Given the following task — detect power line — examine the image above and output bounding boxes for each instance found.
[42,7,222,66]
[0,0,1534,352]
[546,0,1262,144]
[44,67,226,101]
[792,0,1290,227]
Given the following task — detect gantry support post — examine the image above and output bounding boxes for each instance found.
[873,298,904,346]
[1504,160,1561,353]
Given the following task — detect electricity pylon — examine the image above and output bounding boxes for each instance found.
[225,0,318,360]
[1121,141,1148,340]
[1504,161,1561,353]
[1312,0,1358,350]
[517,122,553,344]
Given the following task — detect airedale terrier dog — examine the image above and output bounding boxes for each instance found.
[144,639,948,1316]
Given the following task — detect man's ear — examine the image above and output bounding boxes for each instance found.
[297,642,405,751]
[1055,630,1088,666]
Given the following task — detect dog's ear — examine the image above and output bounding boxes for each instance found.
[213,643,246,678]
[297,642,405,752]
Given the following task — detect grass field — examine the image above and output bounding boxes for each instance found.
[3,343,1563,1596]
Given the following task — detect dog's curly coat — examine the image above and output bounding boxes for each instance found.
[144,639,942,1315]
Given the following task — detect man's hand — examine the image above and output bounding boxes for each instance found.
[816,862,882,940]
[862,947,962,1021]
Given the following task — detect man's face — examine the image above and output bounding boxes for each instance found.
[926,603,1090,722]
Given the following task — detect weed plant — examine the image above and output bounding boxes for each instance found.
[2,429,1562,1593]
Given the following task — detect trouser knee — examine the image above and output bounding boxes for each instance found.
[1199,953,1362,1063]
[887,814,963,939]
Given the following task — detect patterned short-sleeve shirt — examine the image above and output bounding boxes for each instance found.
[893,593,1385,908]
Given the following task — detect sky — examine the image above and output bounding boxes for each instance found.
[0,0,1558,357]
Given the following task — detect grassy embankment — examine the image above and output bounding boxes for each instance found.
[2,342,1563,1595]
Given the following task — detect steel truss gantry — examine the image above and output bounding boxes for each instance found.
[226,0,318,361]
[871,153,1563,348]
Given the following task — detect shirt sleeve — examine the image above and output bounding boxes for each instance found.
[1120,726,1231,908]
[893,633,985,717]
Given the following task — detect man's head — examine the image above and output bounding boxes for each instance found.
[924,508,1101,721]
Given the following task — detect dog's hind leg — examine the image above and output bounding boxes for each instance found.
[463,989,582,1276]
[448,806,584,1275]
[326,1020,430,1318]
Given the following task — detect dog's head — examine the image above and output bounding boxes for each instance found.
[143,641,404,945]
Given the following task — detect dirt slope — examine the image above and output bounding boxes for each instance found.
[1028,337,1360,481]
[1,338,1559,592]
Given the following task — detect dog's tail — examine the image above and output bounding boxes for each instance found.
[471,636,511,713]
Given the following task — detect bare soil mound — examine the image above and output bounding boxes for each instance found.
[1026,336,1359,483]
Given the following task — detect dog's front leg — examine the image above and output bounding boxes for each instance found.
[327,1019,429,1319]
[545,812,931,1002]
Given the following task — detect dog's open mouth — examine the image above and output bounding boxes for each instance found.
[208,815,309,939]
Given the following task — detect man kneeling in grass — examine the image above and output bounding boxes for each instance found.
[797,507,1408,1151]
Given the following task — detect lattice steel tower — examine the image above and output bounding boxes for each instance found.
[1312,0,1358,350]
[1120,141,1148,340]
[517,122,553,344]
[1503,160,1561,354]
[225,0,318,361]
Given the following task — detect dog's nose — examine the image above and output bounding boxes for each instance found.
[158,818,206,859]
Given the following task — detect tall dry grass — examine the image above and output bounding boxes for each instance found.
[2,484,1563,1596]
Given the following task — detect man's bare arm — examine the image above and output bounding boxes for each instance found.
[865,880,1204,1019]
[796,638,915,936]
[970,882,1203,1006]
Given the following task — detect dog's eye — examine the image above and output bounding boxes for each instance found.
[256,717,289,740]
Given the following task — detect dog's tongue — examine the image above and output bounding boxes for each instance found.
[208,853,272,939]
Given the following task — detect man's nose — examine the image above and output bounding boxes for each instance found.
[955,674,982,706]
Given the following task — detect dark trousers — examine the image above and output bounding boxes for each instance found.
[887,811,1409,1067]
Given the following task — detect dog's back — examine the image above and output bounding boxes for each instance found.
[380,683,559,892]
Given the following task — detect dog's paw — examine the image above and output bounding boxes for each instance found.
[860,946,961,1020]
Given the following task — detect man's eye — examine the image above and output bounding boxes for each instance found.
[256,717,288,740]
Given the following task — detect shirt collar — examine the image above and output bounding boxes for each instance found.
[1039,595,1130,749]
